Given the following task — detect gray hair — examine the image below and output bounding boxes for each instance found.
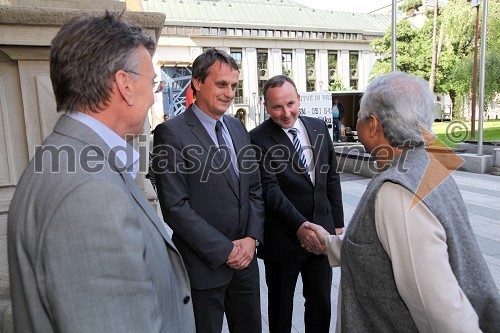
[358,72,435,147]
[50,11,156,113]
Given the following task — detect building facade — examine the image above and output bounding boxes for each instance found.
[133,0,391,129]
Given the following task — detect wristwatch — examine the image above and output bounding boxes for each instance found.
[252,237,260,247]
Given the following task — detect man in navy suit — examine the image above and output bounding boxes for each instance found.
[249,75,344,333]
[153,48,264,333]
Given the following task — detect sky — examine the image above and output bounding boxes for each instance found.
[291,0,397,13]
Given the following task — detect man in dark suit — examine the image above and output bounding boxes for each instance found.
[249,75,344,333]
[153,48,264,333]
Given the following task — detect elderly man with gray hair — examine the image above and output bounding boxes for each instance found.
[306,72,500,332]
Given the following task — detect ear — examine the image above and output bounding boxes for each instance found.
[115,70,134,106]
[192,78,202,93]
[368,115,381,138]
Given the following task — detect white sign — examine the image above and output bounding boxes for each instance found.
[299,92,333,137]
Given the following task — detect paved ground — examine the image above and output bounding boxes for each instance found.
[224,170,500,332]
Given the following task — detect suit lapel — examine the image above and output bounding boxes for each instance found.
[223,115,245,197]
[267,118,312,184]
[53,115,179,252]
[184,108,240,198]
[300,116,324,184]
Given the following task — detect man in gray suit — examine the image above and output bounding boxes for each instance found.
[8,12,195,333]
[153,48,264,333]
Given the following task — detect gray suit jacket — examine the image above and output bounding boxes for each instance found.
[8,115,195,333]
[153,107,264,289]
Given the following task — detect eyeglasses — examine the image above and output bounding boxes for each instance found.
[125,70,162,93]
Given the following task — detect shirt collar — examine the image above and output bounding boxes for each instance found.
[66,112,140,179]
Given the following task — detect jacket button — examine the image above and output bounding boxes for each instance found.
[183,296,191,304]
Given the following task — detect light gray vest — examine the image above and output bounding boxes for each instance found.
[340,147,500,332]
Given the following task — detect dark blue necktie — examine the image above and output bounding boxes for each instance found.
[215,120,239,189]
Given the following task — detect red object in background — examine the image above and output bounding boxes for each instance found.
[185,84,194,109]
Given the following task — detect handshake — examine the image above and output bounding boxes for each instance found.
[297,221,343,255]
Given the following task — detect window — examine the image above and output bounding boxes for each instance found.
[349,51,359,89]
[234,80,244,104]
[219,28,226,36]
[231,50,243,71]
[306,80,315,92]
[252,30,258,37]
[290,31,296,38]
[304,31,310,39]
[258,80,266,97]
[236,29,243,36]
[210,27,217,35]
[297,31,303,38]
[258,30,266,37]
[305,51,315,75]
[282,31,288,38]
[202,27,209,35]
[282,51,292,76]
[275,30,281,38]
[227,28,235,36]
[257,51,268,73]
[328,51,338,78]
[266,30,274,38]
[311,32,317,39]
[244,29,250,37]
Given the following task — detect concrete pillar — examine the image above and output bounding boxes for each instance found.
[338,50,350,89]
[294,49,306,92]
[270,48,282,77]
[317,49,328,91]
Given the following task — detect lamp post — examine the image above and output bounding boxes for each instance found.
[470,0,481,140]
[391,0,397,72]
[477,0,488,156]
[252,92,257,125]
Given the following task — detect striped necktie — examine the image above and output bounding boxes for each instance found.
[288,127,308,171]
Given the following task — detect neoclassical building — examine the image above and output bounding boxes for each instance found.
[128,0,391,129]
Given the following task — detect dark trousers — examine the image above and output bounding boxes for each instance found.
[265,254,332,333]
[332,118,342,141]
[191,257,262,333]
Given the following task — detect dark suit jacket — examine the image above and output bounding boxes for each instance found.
[249,116,344,261]
[153,107,264,289]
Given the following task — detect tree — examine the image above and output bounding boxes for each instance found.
[370,0,500,119]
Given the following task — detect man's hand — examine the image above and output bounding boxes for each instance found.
[335,227,344,236]
[226,237,255,270]
[302,222,331,254]
[297,221,326,254]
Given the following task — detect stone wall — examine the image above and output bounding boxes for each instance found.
[0,3,164,331]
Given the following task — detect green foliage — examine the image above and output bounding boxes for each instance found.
[329,75,346,91]
[399,0,423,15]
[370,0,500,111]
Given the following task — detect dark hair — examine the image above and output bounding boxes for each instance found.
[50,11,156,113]
[262,75,298,103]
[190,48,239,94]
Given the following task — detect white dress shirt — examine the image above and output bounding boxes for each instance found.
[283,118,315,185]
